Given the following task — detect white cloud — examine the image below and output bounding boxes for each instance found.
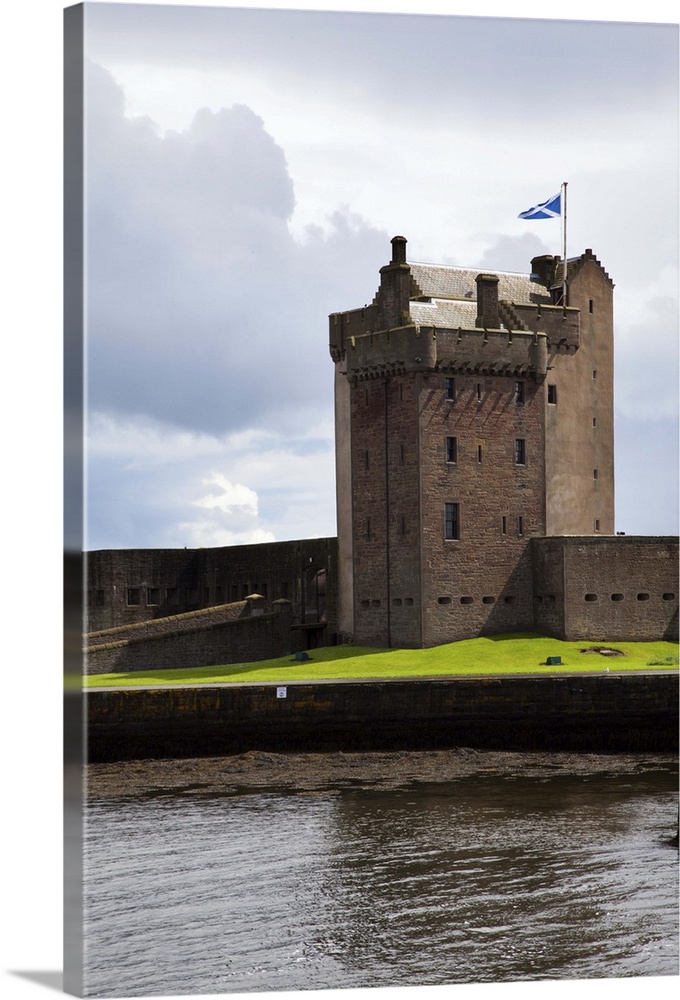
[193,474,259,516]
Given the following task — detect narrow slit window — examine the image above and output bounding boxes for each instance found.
[502,516,507,535]
[445,377,456,401]
[548,384,557,404]
[477,444,483,464]
[515,439,526,465]
[518,515,524,536]
[514,380,524,404]
[446,436,457,463]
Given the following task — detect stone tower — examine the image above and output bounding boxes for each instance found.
[329,236,615,648]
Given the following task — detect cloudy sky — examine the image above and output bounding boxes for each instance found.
[80,1,679,550]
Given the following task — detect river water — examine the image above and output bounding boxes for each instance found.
[83,750,678,997]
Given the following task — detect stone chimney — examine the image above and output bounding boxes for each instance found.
[531,254,557,287]
[475,273,500,329]
[377,235,411,329]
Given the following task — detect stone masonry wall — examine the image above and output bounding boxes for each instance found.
[85,604,293,674]
[532,536,678,641]
[86,538,339,639]
[419,371,546,645]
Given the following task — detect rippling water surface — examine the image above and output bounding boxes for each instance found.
[83,752,678,996]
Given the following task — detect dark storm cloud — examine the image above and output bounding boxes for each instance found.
[86,62,389,436]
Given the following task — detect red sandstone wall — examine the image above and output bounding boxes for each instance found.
[419,372,545,644]
[532,536,678,641]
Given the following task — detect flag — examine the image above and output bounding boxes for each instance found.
[518,192,561,220]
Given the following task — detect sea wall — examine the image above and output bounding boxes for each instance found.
[85,672,679,762]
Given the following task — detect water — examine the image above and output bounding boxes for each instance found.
[83,751,679,996]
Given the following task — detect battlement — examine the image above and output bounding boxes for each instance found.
[343,323,548,381]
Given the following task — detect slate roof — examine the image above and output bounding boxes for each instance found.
[409,298,478,329]
[408,262,552,306]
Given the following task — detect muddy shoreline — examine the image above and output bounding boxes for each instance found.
[85,748,679,801]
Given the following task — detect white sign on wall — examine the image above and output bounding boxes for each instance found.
[276,687,287,699]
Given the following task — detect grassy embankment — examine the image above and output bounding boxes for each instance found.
[84,633,679,688]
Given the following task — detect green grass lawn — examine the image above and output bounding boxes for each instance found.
[84,633,679,688]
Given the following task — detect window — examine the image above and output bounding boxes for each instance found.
[593,417,597,428]
[637,593,650,602]
[477,444,483,464]
[446,436,457,463]
[147,587,160,605]
[593,370,598,380]
[515,438,526,465]
[517,516,524,536]
[611,594,624,602]
[438,596,452,605]
[594,469,598,480]
[595,519,601,531]
[476,383,482,402]
[589,299,594,313]
[548,384,557,404]
[502,516,507,535]
[482,596,496,605]
[514,380,525,404]
[460,596,474,605]
[663,593,676,601]
[585,593,598,602]
[445,502,460,540]
[445,377,456,401]
[127,588,140,606]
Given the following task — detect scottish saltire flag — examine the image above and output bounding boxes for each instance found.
[518,192,561,219]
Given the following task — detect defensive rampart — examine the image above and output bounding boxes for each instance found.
[85,672,679,762]
[85,600,293,674]
[532,536,679,641]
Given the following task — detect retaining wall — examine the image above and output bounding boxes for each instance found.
[85,672,679,762]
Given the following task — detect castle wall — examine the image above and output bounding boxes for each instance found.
[542,258,615,535]
[349,374,423,647]
[419,371,545,645]
[85,603,293,674]
[532,536,678,641]
[86,538,339,640]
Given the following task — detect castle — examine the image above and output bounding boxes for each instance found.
[85,238,678,672]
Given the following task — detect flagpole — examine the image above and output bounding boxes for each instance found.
[562,181,568,307]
